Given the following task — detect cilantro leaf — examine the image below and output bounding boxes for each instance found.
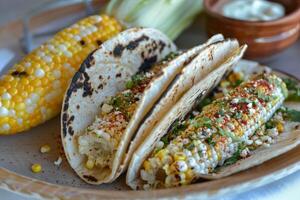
[218,128,240,142]
[197,97,212,110]
[283,108,300,122]
[223,143,246,166]
[283,78,298,90]
[125,73,145,89]
[283,78,300,102]
[206,136,216,146]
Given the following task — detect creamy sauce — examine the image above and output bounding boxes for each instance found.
[215,0,285,21]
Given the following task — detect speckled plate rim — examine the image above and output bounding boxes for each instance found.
[1,148,300,200]
[1,68,300,200]
[1,1,300,198]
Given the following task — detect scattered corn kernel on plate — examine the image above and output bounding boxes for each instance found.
[1,1,300,199]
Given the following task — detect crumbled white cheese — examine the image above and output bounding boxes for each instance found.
[54,156,62,166]
[176,161,188,172]
[94,130,111,140]
[101,103,113,114]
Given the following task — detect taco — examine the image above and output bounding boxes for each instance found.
[126,60,300,190]
[61,28,228,184]
[118,38,247,178]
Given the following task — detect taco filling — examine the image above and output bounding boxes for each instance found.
[78,53,178,170]
[139,74,288,189]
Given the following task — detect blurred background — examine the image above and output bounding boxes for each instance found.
[0,0,53,26]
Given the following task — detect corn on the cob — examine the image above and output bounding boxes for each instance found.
[0,15,122,134]
[140,74,288,189]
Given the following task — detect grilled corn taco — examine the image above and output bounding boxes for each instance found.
[61,28,232,184]
[127,60,300,190]
[118,38,247,179]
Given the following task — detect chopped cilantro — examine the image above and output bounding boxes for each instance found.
[216,117,223,123]
[161,120,188,145]
[233,79,244,87]
[282,108,300,122]
[190,119,201,128]
[283,78,300,101]
[257,89,270,101]
[265,120,276,129]
[165,52,178,60]
[161,136,169,145]
[197,97,212,110]
[284,78,298,90]
[190,117,212,128]
[234,112,242,119]
[125,73,145,89]
[186,142,195,151]
[202,117,212,128]
[223,143,246,166]
[171,121,187,135]
[125,80,134,89]
[206,136,216,146]
[223,152,240,166]
[218,109,225,116]
[218,128,240,142]
[110,96,122,108]
[288,92,300,101]
[239,98,252,104]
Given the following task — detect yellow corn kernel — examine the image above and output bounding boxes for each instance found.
[242,114,249,122]
[40,144,51,153]
[174,152,186,161]
[207,146,212,159]
[220,80,230,88]
[185,169,194,181]
[156,149,168,161]
[0,15,122,135]
[276,122,284,133]
[85,159,95,170]
[228,72,244,83]
[31,163,42,173]
[179,173,187,185]
[143,160,152,172]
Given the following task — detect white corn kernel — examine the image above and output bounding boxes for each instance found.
[35,69,45,78]
[0,107,9,117]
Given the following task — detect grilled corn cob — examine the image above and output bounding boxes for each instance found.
[0,15,122,134]
[140,74,288,189]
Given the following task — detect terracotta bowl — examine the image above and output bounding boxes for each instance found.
[204,0,300,59]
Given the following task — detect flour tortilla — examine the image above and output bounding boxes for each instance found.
[126,45,247,190]
[119,39,242,178]
[61,28,177,184]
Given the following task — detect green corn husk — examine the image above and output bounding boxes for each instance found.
[106,0,203,40]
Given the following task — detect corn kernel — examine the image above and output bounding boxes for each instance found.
[185,169,194,181]
[220,80,230,88]
[40,144,51,153]
[143,160,151,171]
[228,72,243,83]
[156,149,168,160]
[179,173,187,184]
[85,159,95,170]
[276,122,284,133]
[174,152,186,161]
[31,163,42,173]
